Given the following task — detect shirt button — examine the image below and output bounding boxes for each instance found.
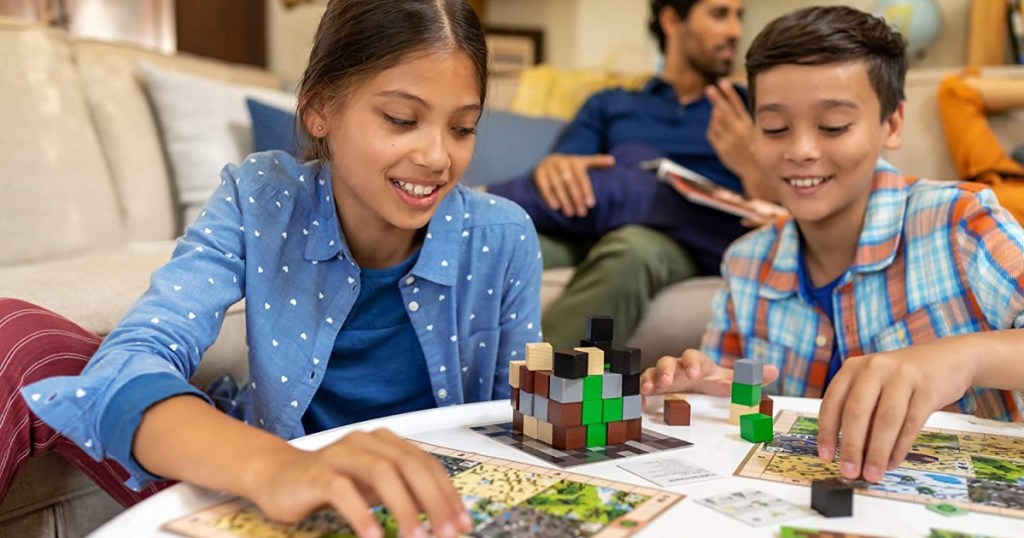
[437,388,448,399]
[815,335,827,347]
[405,276,415,285]
[408,301,419,312]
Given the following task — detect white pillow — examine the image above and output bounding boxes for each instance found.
[138,61,298,229]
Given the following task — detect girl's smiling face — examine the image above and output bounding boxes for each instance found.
[308,50,481,243]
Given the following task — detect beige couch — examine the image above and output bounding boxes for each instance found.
[3,14,1024,537]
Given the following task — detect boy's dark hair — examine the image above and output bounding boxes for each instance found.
[648,0,701,53]
[745,6,907,120]
[298,0,488,162]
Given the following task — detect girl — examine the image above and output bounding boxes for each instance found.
[1,1,541,537]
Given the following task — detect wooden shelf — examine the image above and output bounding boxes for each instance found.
[968,0,1009,66]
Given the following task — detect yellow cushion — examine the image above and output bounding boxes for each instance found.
[508,65,650,120]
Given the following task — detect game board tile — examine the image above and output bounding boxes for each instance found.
[593,527,632,538]
[588,478,614,487]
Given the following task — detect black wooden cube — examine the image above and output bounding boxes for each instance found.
[587,315,614,342]
[811,478,853,518]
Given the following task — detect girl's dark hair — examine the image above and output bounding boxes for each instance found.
[648,0,700,53]
[745,6,908,120]
[297,0,488,162]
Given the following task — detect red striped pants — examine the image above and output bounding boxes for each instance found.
[0,298,173,507]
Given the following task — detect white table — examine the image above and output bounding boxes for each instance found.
[91,395,1024,537]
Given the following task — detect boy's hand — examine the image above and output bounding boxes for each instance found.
[245,429,470,538]
[639,349,779,397]
[817,346,973,484]
[532,153,614,218]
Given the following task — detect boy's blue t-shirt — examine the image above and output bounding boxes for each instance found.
[302,250,435,433]
[797,247,844,390]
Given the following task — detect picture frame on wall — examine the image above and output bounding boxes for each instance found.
[485,26,544,75]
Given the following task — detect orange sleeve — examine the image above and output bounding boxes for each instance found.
[938,72,1024,185]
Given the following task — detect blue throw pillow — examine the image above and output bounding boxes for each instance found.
[246,97,308,157]
[461,109,566,187]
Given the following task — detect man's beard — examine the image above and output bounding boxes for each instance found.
[687,55,732,83]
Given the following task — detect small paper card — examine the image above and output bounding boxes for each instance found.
[696,489,816,527]
[617,457,722,487]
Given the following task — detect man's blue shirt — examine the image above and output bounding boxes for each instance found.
[554,77,748,193]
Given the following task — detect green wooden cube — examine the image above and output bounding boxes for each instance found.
[586,423,607,447]
[731,381,761,406]
[740,413,774,443]
[583,375,603,401]
[581,399,603,425]
[602,397,623,422]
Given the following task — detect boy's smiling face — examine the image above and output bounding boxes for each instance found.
[752,61,903,228]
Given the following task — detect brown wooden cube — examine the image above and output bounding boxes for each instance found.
[759,394,774,417]
[547,400,582,427]
[664,398,691,426]
[519,364,535,393]
[607,421,628,445]
[624,418,642,441]
[535,371,551,399]
[511,387,520,410]
[513,410,524,433]
[552,425,586,450]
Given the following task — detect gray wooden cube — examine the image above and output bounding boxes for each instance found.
[602,372,622,399]
[533,394,549,423]
[733,358,762,385]
[622,394,642,420]
[548,376,584,403]
[520,390,534,416]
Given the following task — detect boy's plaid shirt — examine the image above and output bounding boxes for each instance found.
[702,161,1024,421]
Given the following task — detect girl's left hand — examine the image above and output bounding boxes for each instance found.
[816,345,974,483]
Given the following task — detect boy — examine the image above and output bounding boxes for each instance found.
[640,6,1024,484]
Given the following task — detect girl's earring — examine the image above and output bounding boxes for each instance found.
[317,124,324,132]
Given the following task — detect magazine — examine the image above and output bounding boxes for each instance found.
[641,158,785,222]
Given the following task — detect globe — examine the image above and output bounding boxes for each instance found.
[873,0,943,58]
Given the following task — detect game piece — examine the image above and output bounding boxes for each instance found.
[533,395,549,424]
[525,342,553,371]
[510,387,519,410]
[603,397,623,422]
[731,381,761,406]
[586,423,607,447]
[583,374,603,400]
[811,478,853,518]
[602,372,623,398]
[580,338,613,352]
[759,394,773,416]
[587,314,614,341]
[926,503,968,517]
[607,420,628,444]
[575,346,605,375]
[739,413,773,443]
[519,390,534,416]
[548,375,583,403]
[164,441,684,538]
[609,347,643,375]
[622,394,642,420]
[736,410,1024,519]
[624,418,642,441]
[534,371,551,398]
[729,402,759,424]
[664,396,691,426]
[523,415,539,439]
[552,424,586,450]
[581,398,602,425]
[553,349,588,379]
[547,400,581,428]
[512,410,523,432]
[519,363,535,392]
[733,358,762,385]
[538,420,554,444]
[508,359,526,388]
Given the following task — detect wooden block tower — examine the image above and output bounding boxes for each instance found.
[731,358,773,443]
[509,316,644,449]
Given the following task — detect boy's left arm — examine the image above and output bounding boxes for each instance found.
[819,189,1024,483]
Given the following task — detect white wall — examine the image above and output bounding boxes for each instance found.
[263,0,974,84]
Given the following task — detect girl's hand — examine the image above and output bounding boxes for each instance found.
[245,429,470,538]
[817,346,973,483]
[639,349,779,397]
